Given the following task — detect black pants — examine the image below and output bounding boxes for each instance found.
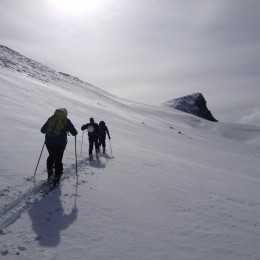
[46,144,65,180]
[99,135,106,150]
[88,135,99,155]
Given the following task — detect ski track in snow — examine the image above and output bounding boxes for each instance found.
[0,152,112,258]
[0,154,109,231]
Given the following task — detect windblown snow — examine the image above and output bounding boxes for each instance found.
[0,46,260,260]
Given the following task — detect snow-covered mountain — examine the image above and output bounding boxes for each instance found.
[163,93,218,122]
[0,46,260,260]
[0,45,89,85]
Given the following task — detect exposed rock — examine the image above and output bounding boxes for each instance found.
[163,93,218,122]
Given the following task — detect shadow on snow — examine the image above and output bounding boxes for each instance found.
[28,187,78,247]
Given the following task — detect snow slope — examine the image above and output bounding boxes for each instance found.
[0,59,260,259]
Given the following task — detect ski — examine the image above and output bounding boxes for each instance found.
[40,180,60,196]
[39,181,52,194]
[87,154,100,161]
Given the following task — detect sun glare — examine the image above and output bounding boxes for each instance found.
[51,0,100,15]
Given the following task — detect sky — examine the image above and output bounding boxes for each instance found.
[0,0,260,124]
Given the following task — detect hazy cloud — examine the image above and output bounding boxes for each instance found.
[0,0,259,123]
[241,107,260,126]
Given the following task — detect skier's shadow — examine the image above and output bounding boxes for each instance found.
[28,187,78,247]
[89,157,106,168]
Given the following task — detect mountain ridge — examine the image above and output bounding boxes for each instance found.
[0,44,96,89]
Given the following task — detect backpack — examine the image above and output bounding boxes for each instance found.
[87,124,94,133]
[46,108,67,137]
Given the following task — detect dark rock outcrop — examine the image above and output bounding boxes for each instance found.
[163,93,218,122]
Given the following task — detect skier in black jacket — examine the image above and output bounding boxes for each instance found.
[81,117,99,159]
[98,121,111,154]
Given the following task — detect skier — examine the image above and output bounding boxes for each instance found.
[41,108,78,186]
[98,121,111,153]
[81,117,100,159]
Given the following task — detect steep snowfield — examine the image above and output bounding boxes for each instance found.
[0,65,260,260]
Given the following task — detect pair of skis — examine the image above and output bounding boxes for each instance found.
[40,178,60,195]
[88,151,102,161]
[88,155,99,161]
[88,150,108,161]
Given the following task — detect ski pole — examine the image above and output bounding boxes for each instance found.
[74,180,78,209]
[75,136,78,182]
[80,130,84,154]
[109,138,113,156]
[33,142,45,179]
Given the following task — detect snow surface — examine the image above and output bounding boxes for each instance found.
[0,61,260,259]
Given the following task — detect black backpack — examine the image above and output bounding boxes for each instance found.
[99,121,106,135]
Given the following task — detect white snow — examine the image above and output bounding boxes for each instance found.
[0,58,260,259]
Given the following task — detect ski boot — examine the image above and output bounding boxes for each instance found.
[47,169,54,184]
[53,175,60,188]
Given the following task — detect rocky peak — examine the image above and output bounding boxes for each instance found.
[163,93,218,122]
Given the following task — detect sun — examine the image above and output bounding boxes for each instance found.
[51,0,100,15]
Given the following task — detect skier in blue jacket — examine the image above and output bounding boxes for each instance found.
[41,109,78,185]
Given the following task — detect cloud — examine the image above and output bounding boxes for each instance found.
[241,107,260,126]
[0,0,260,123]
